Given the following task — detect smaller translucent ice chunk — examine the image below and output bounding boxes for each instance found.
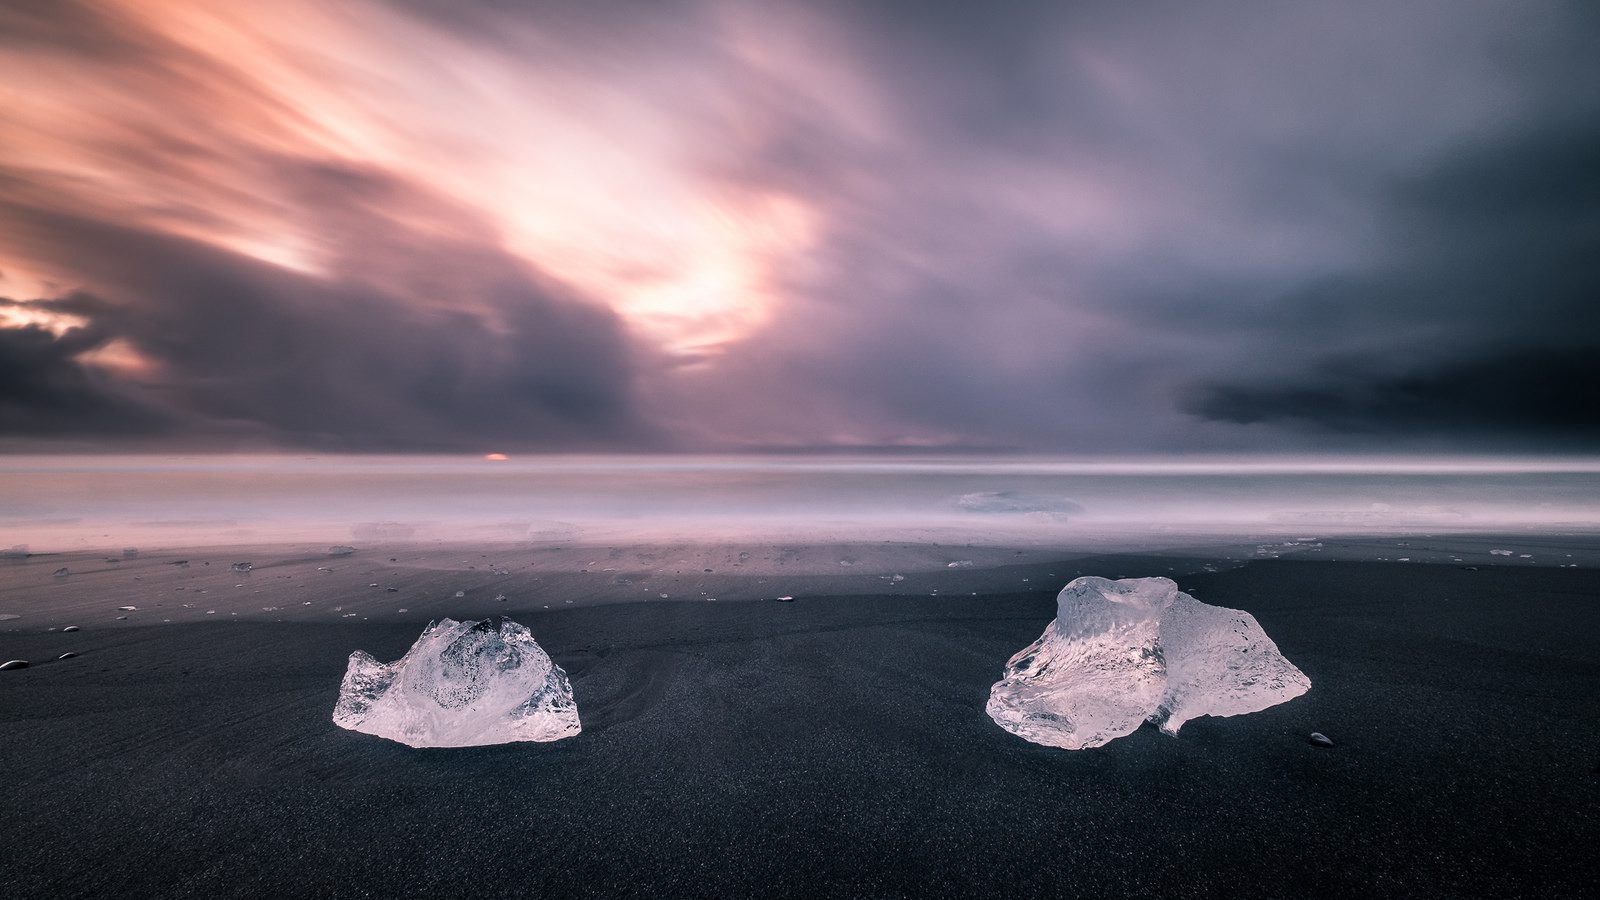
[334,617,580,748]
[987,576,1309,749]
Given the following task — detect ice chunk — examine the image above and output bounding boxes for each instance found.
[987,576,1309,750]
[957,491,1084,515]
[333,617,580,748]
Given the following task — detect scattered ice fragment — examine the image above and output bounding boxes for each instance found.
[54,567,69,578]
[0,614,19,621]
[947,561,973,568]
[892,574,905,582]
[328,545,357,557]
[231,562,252,572]
[1308,732,1334,748]
[776,595,795,602]
[1,659,29,670]
[333,617,580,748]
[987,576,1310,750]
[117,606,137,611]
[1490,549,1513,556]
[62,625,80,632]
[495,593,508,602]
[58,652,77,660]
[454,590,465,598]
[1518,554,1532,559]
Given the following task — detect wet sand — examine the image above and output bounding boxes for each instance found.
[2,539,1597,896]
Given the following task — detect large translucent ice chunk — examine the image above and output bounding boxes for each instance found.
[987,577,1309,749]
[333,617,580,748]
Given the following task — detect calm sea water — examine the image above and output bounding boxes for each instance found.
[2,455,1598,550]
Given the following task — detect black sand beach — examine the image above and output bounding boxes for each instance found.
[3,543,1597,897]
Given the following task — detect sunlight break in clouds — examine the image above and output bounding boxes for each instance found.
[0,0,823,357]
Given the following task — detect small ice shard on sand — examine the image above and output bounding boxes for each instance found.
[947,560,974,568]
[231,562,252,572]
[53,567,69,578]
[58,652,78,660]
[333,617,580,748]
[1308,732,1334,747]
[1,659,28,671]
[328,545,357,557]
[1489,549,1513,556]
[62,625,80,632]
[987,576,1310,750]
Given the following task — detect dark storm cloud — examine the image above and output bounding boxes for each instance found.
[0,164,649,450]
[1183,110,1600,446]
[0,295,169,435]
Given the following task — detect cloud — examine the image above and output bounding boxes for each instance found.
[1182,110,1600,448]
[1,0,1597,451]
[0,162,650,450]
[0,295,169,436]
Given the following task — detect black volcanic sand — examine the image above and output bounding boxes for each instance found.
[3,557,1598,897]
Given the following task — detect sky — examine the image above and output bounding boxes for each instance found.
[1,0,1597,454]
